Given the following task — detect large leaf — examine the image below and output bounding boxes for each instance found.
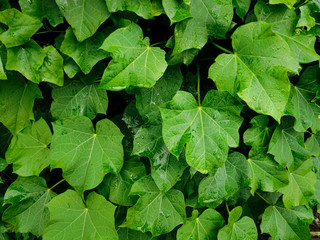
[177,209,225,240]
[5,118,51,176]
[0,8,42,48]
[43,190,117,240]
[50,116,124,193]
[106,0,154,19]
[199,152,251,208]
[0,75,42,134]
[60,28,109,74]
[19,0,63,27]
[278,159,317,209]
[55,0,110,42]
[261,203,314,240]
[162,0,192,24]
[123,175,186,236]
[6,40,46,83]
[50,79,108,120]
[160,90,243,173]
[117,228,152,240]
[2,176,56,237]
[209,22,300,122]
[99,23,167,90]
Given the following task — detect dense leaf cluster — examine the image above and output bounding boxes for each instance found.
[0,0,319,239]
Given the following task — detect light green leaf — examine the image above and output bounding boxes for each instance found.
[2,176,56,237]
[173,0,233,55]
[162,0,192,24]
[209,22,300,122]
[278,159,317,209]
[268,118,310,169]
[177,209,225,240]
[306,132,320,156]
[0,75,42,134]
[5,118,51,176]
[199,152,251,208]
[233,0,251,19]
[106,0,154,19]
[123,175,186,236]
[60,28,109,74]
[0,8,42,48]
[38,45,64,86]
[43,190,117,240]
[269,0,297,8]
[160,90,243,173]
[50,116,124,193]
[19,0,63,27]
[50,79,108,120]
[243,115,274,149]
[117,228,152,240]
[247,151,289,194]
[99,23,167,90]
[261,203,313,240]
[297,2,319,30]
[6,40,46,83]
[55,0,110,42]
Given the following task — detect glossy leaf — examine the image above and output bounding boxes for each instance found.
[106,0,154,19]
[162,0,192,24]
[269,0,297,8]
[99,23,167,90]
[160,90,243,173]
[43,190,117,240]
[50,116,124,193]
[5,118,51,176]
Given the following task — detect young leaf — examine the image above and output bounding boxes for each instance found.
[160,90,243,173]
[2,176,56,237]
[0,75,42,134]
[123,175,186,236]
[50,79,108,120]
[55,0,110,42]
[106,0,154,19]
[6,40,46,83]
[43,190,117,240]
[209,21,300,122]
[60,28,109,74]
[269,0,297,8]
[261,203,314,240]
[5,118,51,176]
[0,8,42,48]
[50,116,124,193]
[199,152,251,208]
[99,23,167,91]
[177,209,225,240]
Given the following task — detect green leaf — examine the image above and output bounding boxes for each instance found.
[209,22,300,122]
[0,0,10,11]
[106,0,154,19]
[162,0,192,24]
[172,0,233,55]
[19,0,63,27]
[99,23,167,91]
[247,151,289,194]
[38,45,64,86]
[60,28,109,74]
[261,203,314,240]
[55,0,110,42]
[123,175,186,236]
[177,209,225,240]
[0,8,42,48]
[50,116,124,193]
[199,152,251,208]
[2,176,56,237]
[5,118,51,176]
[43,190,117,240]
[0,75,42,134]
[233,0,251,19]
[0,40,6,80]
[63,55,80,78]
[6,40,46,83]
[278,159,317,209]
[297,2,319,31]
[218,207,257,240]
[268,118,310,169]
[306,132,320,156]
[269,0,297,8]
[160,90,243,173]
[117,228,152,240]
[243,115,274,149]
[50,79,108,120]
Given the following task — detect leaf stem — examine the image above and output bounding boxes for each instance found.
[210,41,233,54]
[226,202,230,214]
[256,192,271,205]
[151,41,167,47]
[196,61,201,106]
[49,179,65,190]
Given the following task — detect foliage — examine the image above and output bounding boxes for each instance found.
[0,0,319,239]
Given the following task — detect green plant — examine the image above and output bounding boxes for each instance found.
[0,0,319,239]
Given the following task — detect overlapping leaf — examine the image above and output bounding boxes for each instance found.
[106,0,154,19]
